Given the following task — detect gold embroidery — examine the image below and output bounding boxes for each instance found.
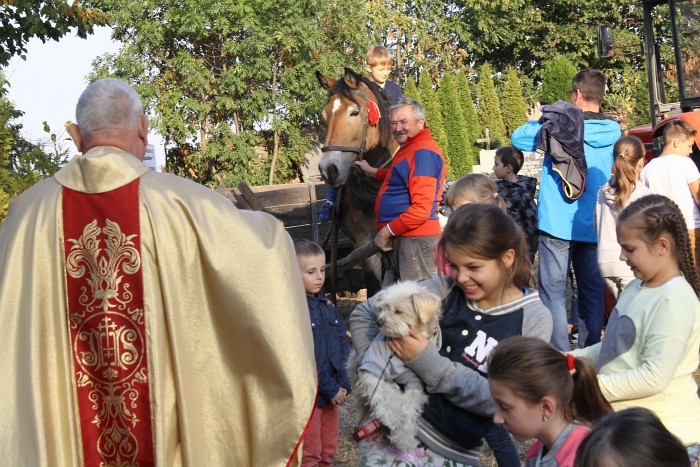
[67,219,147,466]
[67,219,140,319]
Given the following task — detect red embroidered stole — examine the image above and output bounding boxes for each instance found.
[63,180,154,466]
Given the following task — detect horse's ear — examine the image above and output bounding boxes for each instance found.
[316,71,335,92]
[343,67,360,90]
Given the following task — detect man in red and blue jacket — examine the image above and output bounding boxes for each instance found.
[356,97,446,285]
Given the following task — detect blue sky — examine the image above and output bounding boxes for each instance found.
[5,27,166,168]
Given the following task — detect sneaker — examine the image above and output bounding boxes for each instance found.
[569,325,579,345]
[319,201,334,222]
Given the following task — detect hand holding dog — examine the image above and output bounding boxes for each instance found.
[388,326,428,361]
[331,387,347,405]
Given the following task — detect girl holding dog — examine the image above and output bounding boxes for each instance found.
[487,336,612,466]
[350,203,552,466]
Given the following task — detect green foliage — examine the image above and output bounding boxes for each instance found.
[87,0,367,187]
[501,68,529,137]
[455,0,641,77]
[0,76,68,223]
[539,55,577,104]
[0,187,9,221]
[0,1,108,67]
[365,0,469,81]
[476,62,508,146]
[417,68,448,159]
[455,70,479,165]
[602,66,650,130]
[403,76,420,101]
[70,0,675,189]
[438,73,470,178]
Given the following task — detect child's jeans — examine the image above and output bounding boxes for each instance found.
[302,404,339,466]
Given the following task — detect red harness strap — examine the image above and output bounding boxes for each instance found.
[63,180,154,466]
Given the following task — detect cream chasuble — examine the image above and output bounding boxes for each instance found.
[0,147,317,466]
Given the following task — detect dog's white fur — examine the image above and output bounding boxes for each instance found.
[348,280,442,451]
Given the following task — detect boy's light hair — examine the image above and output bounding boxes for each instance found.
[662,120,697,146]
[495,146,524,174]
[293,238,324,258]
[366,45,393,67]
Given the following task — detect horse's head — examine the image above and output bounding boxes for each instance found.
[316,68,393,187]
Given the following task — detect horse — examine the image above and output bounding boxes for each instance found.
[315,68,399,297]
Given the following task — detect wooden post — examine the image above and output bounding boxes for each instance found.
[309,184,319,244]
[236,182,266,211]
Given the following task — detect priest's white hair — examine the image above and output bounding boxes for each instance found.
[75,78,144,136]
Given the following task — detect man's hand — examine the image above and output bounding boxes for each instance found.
[331,387,347,405]
[527,102,543,122]
[374,225,393,252]
[388,326,428,362]
[354,160,377,178]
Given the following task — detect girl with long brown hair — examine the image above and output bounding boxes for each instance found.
[595,135,652,297]
[574,194,700,460]
[488,336,612,467]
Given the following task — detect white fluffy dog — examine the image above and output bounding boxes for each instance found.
[348,280,443,451]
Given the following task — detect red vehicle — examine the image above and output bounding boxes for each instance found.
[599,0,700,164]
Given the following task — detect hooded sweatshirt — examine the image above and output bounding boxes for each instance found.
[512,114,621,242]
[496,175,538,257]
[596,179,652,278]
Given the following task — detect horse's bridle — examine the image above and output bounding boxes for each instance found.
[321,89,372,162]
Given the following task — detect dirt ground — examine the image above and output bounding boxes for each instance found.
[334,289,700,466]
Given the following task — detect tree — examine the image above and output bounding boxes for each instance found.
[438,73,470,178]
[417,68,448,159]
[87,0,367,187]
[403,75,420,101]
[476,62,508,147]
[539,55,577,104]
[0,1,108,67]
[501,68,529,137]
[365,0,469,82]
[455,70,479,165]
[0,76,68,222]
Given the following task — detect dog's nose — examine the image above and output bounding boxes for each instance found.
[377,317,385,327]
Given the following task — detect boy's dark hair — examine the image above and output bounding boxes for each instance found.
[293,238,324,257]
[662,120,697,146]
[495,146,524,174]
[572,68,606,104]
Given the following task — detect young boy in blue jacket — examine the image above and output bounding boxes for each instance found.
[511,68,621,352]
[294,239,351,466]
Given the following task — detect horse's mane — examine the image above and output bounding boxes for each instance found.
[329,73,393,155]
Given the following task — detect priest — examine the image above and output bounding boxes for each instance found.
[0,78,316,466]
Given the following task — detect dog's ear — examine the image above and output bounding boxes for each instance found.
[411,291,443,324]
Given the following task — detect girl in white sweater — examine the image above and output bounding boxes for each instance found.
[595,135,652,297]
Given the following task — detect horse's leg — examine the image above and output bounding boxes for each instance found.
[361,253,383,297]
[338,185,383,298]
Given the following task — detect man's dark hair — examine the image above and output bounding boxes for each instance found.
[495,146,524,174]
[572,68,606,104]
